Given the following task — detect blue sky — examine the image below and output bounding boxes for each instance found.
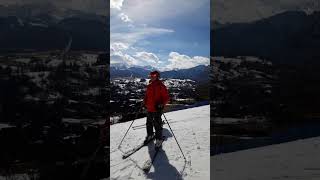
[110,0,210,71]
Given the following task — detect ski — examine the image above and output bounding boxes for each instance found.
[122,136,156,159]
[142,136,165,173]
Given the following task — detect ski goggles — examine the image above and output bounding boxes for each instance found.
[149,73,159,78]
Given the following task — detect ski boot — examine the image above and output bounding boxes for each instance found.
[143,134,154,144]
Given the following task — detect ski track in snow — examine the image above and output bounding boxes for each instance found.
[212,136,320,180]
[110,105,210,180]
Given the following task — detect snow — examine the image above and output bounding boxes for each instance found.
[80,53,98,65]
[129,99,141,102]
[0,123,14,130]
[213,56,271,66]
[62,118,94,124]
[213,117,267,125]
[14,58,31,63]
[68,99,79,104]
[29,22,49,28]
[175,98,194,101]
[214,57,241,66]
[213,117,248,125]
[25,71,50,87]
[0,173,37,180]
[212,136,320,180]
[47,58,62,67]
[63,134,80,140]
[110,105,210,180]
[111,116,122,124]
[245,56,264,63]
[81,87,100,96]
[24,95,40,101]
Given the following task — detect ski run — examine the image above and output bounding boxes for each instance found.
[212,136,320,180]
[110,105,210,180]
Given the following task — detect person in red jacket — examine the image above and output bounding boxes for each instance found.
[143,71,169,147]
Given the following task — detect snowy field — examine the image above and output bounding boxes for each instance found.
[110,105,210,180]
[212,136,320,180]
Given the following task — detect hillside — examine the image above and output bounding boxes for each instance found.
[110,105,210,180]
[212,136,320,180]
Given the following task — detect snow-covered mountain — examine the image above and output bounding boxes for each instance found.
[110,105,210,180]
[110,65,209,82]
[0,3,108,51]
[212,11,320,64]
[0,1,107,16]
[211,0,320,23]
[110,65,155,79]
[162,65,209,82]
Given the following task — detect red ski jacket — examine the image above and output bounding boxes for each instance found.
[144,79,169,112]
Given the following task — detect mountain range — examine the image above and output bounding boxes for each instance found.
[211,0,320,23]
[212,11,320,64]
[0,3,108,52]
[110,65,209,82]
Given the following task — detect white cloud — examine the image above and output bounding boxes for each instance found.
[111,0,180,70]
[111,50,210,70]
[110,0,124,10]
[110,51,139,67]
[110,0,209,71]
[165,52,209,70]
[111,25,174,47]
[110,42,139,67]
[134,51,159,65]
[110,42,129,53]
[118,12,132,23]
[110,48,161,68]
[122,0,208,24]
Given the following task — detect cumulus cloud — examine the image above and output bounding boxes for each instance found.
[110,42,139,67]
[110,0,124,10]
[110,0,209,70]
[118,13,132,23]
[134,51,159,65]
[165,52,209,70]
[110,42,129,53]
[110,49,161,68]
[110,51,139,67]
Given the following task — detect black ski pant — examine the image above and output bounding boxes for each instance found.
[146,111,162,140]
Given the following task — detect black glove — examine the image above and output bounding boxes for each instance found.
[156,104,164,112]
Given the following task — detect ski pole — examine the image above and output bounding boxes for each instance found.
[118,118,135,149]
[162,112,187,161]
[117,103,143,149]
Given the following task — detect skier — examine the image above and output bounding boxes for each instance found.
[143,71,169,148]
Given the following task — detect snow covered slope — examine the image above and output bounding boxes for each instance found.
[212,136,320,180]
[110,105,210,180]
